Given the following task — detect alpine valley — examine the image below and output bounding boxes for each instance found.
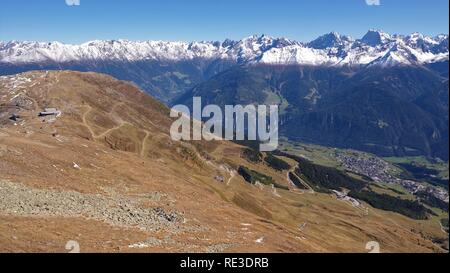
[0,30,449,253]
[1,30,448,160]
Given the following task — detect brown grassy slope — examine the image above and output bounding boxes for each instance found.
[0,70,446,253]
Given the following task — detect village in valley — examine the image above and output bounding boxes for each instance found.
[336,152,449,203]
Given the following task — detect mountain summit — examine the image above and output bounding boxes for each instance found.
[360,29,392,46]
[308,32,354,49]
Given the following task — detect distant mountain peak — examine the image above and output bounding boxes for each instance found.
[0,30,448,67]
[360,29,392,46]
[308,32,354,49]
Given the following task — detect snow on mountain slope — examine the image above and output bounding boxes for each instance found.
[370,40,449,66]
[360,29,393,47]
[0,40,225,63]
[257,45,338,65]
[0,30,448,66]
[308,32,354,50]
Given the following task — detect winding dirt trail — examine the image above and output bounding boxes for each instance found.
[82,104,130,139]
[82,106,96,138]
[226,169,236,186]
[82,104,153,159]
[140,130,151,157]
[93,122,131,139]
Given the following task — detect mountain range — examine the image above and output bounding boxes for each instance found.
[1,30,448,66]
[0,30,448,160]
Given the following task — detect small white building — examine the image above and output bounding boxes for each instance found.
[39,108,61,117]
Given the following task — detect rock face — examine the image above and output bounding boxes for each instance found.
[0,71,447,253]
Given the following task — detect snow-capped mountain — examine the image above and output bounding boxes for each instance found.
[308,32,354,50]
[360,29,393,47]
[0,30,448,66]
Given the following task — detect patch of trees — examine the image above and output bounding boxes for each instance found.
[241,148,263,163]
[441,218,449,230]
[273,150,368,192]
[397,163,449,190]
[293,159,367,193]
[238,166,289,190]
[238,166,274,186]
[348,190,429,220]
[233,140,261,151]
[416,191,449,212]
[272,150,305,163]
[264,154,291,171]
[288,172,308,190]
[241,148,291,172]
[273,150,433,220]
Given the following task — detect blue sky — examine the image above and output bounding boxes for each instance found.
[0,0,448,43]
